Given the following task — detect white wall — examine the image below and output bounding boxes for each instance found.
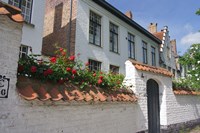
[2,0,46,55]
[166,91,200,125]
[124,61,172,129]
[75,0,160,74]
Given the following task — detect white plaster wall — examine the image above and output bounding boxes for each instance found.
[1,99,145,133]
[124,61,172,129]
[0,14,145,133]
[166,90,200,125]
[75,0,160,74]
[2,0,46,55]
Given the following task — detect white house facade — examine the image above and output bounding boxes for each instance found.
[75,0,161,74]
[1,0,46,55]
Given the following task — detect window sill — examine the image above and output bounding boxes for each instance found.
[24,21,35,28]
[128,57,136,60]
[110,51,120,55]
[89,43,102,48]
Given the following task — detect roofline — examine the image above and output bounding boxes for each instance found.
[92,0,162,44]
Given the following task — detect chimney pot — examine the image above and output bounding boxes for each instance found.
[125,11,133,19]
[148,23,157,33]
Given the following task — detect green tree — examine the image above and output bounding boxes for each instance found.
[179,44,200,90]
[196,8,200,15]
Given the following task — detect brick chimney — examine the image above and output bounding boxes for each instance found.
[170,39,177,55]
[125,11,133,19]
[148,23,157,33]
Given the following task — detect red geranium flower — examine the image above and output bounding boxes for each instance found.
[30,66,37,73]
[85,62,89,66]
[58,78,64,84]
[47,68,53,74]
[43,71,48,76]
[18,65,24,72]
[72,69,77,74]
[61,51,66,56]
[50,57,56,63]
[93,73,96,77]
[66,67,71,72]
[59,48,63,52]
[69,55,75,61]
[97,79,103,84]
[99,76,103,80]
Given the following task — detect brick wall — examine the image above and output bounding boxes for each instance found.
[42,0,77,56]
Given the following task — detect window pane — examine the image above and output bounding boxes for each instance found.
[9,0,33,23]
[110,65,119,74]
[110,23,118,53]
[89,11,101,46]
[88,59,101,71]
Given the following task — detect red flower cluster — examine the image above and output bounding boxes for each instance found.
[72,69,77,75]
[30,66,37,73]
[98,79,103,84]
[18,65,24,72]
[97,75,104,85]
[66,67,71,72]
[69,55,75,61]
[50,57,56,63]
[43,68,53,76]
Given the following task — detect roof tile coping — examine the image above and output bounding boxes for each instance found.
[173,88,200,96]
[129,59,173,77]
[17,76,137,103]
[0,1,23,23]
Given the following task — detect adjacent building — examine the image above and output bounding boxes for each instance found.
[148,23,180,78]
[1,0,46,56]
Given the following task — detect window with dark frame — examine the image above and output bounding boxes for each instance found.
[19,45,28,58]
[88,59,101,71]
[110,22,118,53]
[151,46,156,66]
[89,11,101,46]
[142,41,148,64]
[110,65,119,74]
[128,33,135,59]
[8,0,33,23]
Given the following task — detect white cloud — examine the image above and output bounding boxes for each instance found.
[181,32,200,46]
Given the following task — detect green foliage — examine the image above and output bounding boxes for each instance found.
[173,44,200,90]
[17,48,125,90]
[196,8,200,15]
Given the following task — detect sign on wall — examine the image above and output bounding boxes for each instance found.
[0,75,10,98]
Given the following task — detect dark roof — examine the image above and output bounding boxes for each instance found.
[0,1,23,23]
[92,0,161,44]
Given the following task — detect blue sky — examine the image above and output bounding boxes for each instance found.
[106,0,200,55]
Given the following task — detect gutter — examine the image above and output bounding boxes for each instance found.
[67,0,73,56]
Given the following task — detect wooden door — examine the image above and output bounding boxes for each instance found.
[147,79,160,133]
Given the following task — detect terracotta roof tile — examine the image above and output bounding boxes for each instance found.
[153,32,164,41]
[17,76,137,103]
[0,1,23,23]
[173,89,200,95]
[130,60,173,77]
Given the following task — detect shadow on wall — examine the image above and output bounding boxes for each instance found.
[42,2,76,56]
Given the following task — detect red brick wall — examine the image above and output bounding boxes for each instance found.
[42,0,77,56]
